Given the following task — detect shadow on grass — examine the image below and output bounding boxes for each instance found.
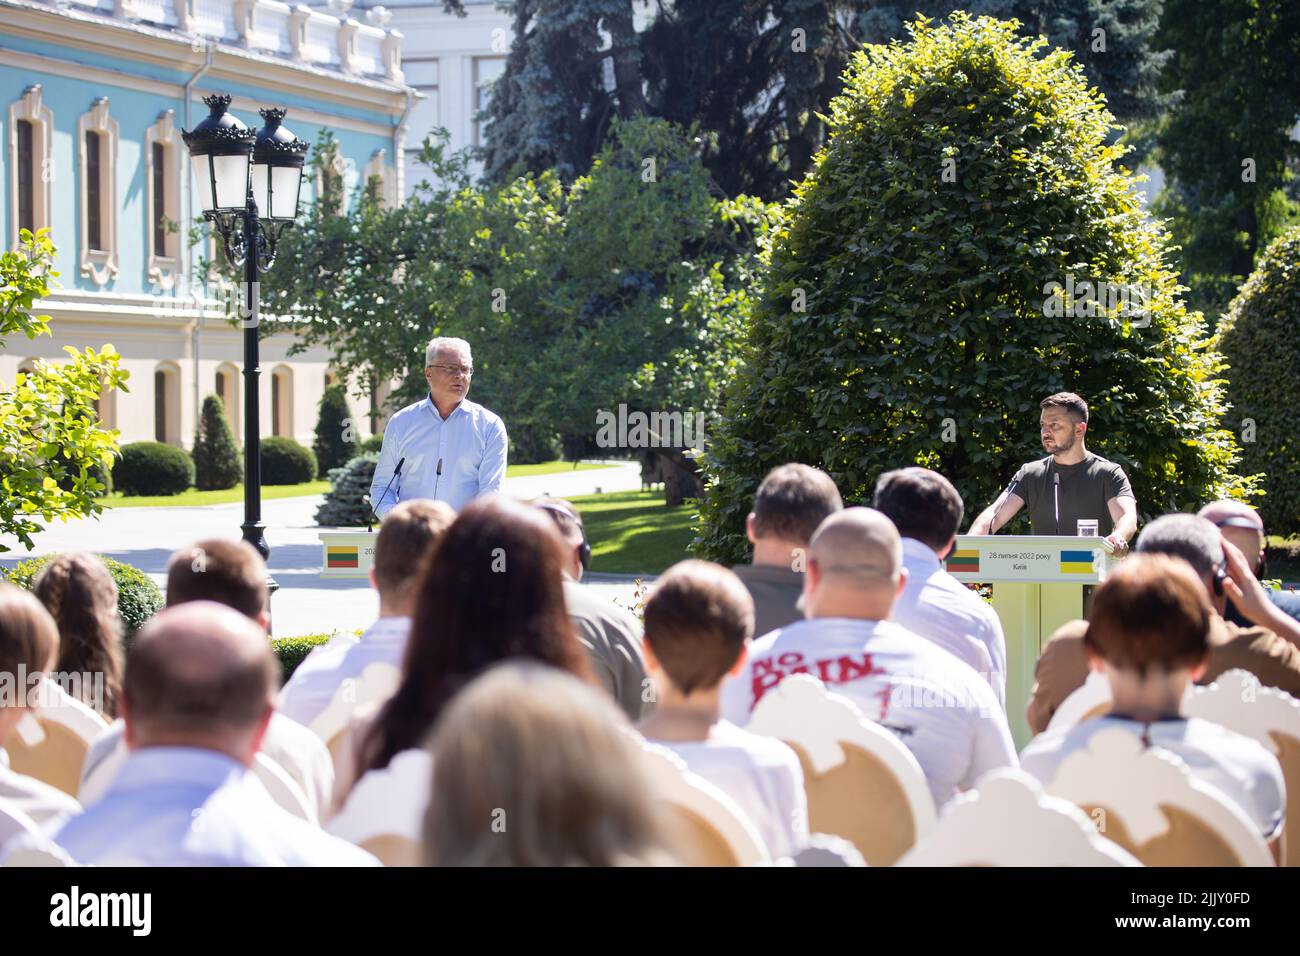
[570,490,696,575]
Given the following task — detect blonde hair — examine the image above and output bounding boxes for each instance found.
[422,662,678,867]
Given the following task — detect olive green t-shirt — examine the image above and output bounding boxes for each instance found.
[1011,452,1133,536]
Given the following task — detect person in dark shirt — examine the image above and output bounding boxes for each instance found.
[1199,500,1300,632]
[969,391,1138,553]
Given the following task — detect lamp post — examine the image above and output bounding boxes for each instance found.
[183,94,308,583]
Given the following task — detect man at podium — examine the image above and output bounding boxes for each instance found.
[968,392,1137,554]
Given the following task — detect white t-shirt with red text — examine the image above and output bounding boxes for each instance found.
[721,616,1018,807]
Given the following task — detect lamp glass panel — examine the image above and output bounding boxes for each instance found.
[190,154,216,214]
[270,164,303,220]
[250,161,271,220]
[211,152,250,210]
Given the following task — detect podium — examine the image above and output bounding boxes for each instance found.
[318,530,378,579]
[945,535,1122,748]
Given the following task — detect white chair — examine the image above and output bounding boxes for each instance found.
[783,834,868,867]
[1045,726,1274,866]
[1045,669,1112,735]
[308,663,401,762]
[638,743,770,867]
[1185,668,1300,866]
[899,769,1141,866]
[252,753,316,823]
[0,801,42,856]
[744,673,935,866]
[327,748,431,867]
[9,679,110,796]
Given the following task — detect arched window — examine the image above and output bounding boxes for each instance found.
[77,97,119,286]
[271,365,293,438]
[154,363,181,445]
[215,362,240,436]
[145,110,181,290]
[94,375,117,429]
[8,85,53,247]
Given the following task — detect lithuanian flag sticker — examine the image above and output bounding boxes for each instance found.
[326,545,359,569]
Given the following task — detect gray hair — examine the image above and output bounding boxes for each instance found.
[425,337,472,368]
[1135,513,1224,576]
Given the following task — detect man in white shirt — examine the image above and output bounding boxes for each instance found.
[279,499,455,729]
[34,603,376,866]
[873,467,1007,707]
[638,561,808,858]
[79,540,333,820]
[1020,553,1285,851]
[721,507,1017,808]
[370,336,508,516]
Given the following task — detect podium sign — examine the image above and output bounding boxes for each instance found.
[948,535,1119,748]
[318,530,377,579]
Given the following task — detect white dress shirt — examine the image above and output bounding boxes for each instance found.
[370,395,507,515]
[45,747,377,866]
[277,617,410,730]
[892,537,1008,708]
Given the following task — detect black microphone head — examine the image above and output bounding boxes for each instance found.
[394,456,405,475]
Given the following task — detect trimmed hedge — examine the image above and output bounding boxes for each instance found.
[315,453,378,527]
[271,631,361,683]
[3,553,164,639]
[192,394,243,490]
[313,385,359,474]
[261,437,317,485]
[1216,227,1300,536]
[113,441,194,496]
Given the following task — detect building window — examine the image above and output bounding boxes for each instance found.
[215,362,240,436]
[145,110,180,290]
[363,149,389,208]
[154,363,181,446]
[472,56,506,147]
[154,370,167,442]
[271,366,293,438]
[8,85,53,248]
[77,97,119,286]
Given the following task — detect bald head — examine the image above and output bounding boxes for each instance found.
[122,602,278,759]
[805,508,906,621]
[1198,500,1266,574]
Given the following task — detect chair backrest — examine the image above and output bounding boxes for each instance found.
[899,768,1141,866]
[0,800,42,856]
[309,663,401,756]
[1185,668,1300,867]
[327,748,431,867]
[638,743,769,867]
[1045,670,1112,735]
[786,834,868,867]
[744,673,935,866]
[1045,725,1274,866]
[1,844,74,867]
[8,679,110,796]
[252,753,317,824]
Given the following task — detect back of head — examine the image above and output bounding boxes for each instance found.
[32,553,122,715]
[374,499,456,600]
[808,506,903,589]
[122,602,278,748]
[643,560,755,695]
[1135,513,1223,578]
[751,463,844,546]
[0,581,60,689]
[1198,500,1265,569]
[872,467,964,551]
[533,497,585,549]
[166,539,268,622]
[422,661,674,866]
[365,496,592,772]
[1085,554,1212,677]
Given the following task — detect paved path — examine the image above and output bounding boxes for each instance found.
[0,461,649,637]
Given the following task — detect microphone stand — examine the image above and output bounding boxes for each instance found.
[988,478,1020,535]
[368,457,404,532]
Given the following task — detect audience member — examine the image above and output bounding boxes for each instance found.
[1199,500,1300,633]
[1026,513,1300,734]
[535,497,650,721]
[422,661,678,866]
[79,540,334,820]
[32,553,123,718]
[873,467,1007,707]
[1020,555,1285,848]
[278,500,455,728]
[732,464,843,637]
[31,603,376,865]
[337,496,594,807]
[0,583,81,825]
[721,507,1017,806]
[637,560,808,858]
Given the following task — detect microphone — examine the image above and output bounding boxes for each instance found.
[433,457,443,501]
[368,456,405,532]
[988,477,1020,535]
[1053,472,1061,535]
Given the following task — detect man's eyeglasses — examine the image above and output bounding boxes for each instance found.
[428,364,474,377]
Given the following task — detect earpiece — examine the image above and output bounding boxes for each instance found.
[538,501,590,571]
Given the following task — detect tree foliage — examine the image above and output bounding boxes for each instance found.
[1,229,127,551]
[1215,226,1300,536]
[695,13,1253,564]
[192,394,243,490]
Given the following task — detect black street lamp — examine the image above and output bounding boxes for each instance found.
[183,94,309,581]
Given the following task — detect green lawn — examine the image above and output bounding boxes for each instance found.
[504,460,614,477]
[569,489,697,575]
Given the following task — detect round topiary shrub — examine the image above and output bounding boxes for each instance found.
[192,394,243,490]
[113,441,194,497]
[315,454,378,527]
[1216,226,1300,536]
[695,13,1253,564]
[260,437,317,485]
[313,384,360,474]
[4,553,164,640]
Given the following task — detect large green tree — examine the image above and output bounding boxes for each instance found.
[1,230,127,551]
[695,13,1252,564]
